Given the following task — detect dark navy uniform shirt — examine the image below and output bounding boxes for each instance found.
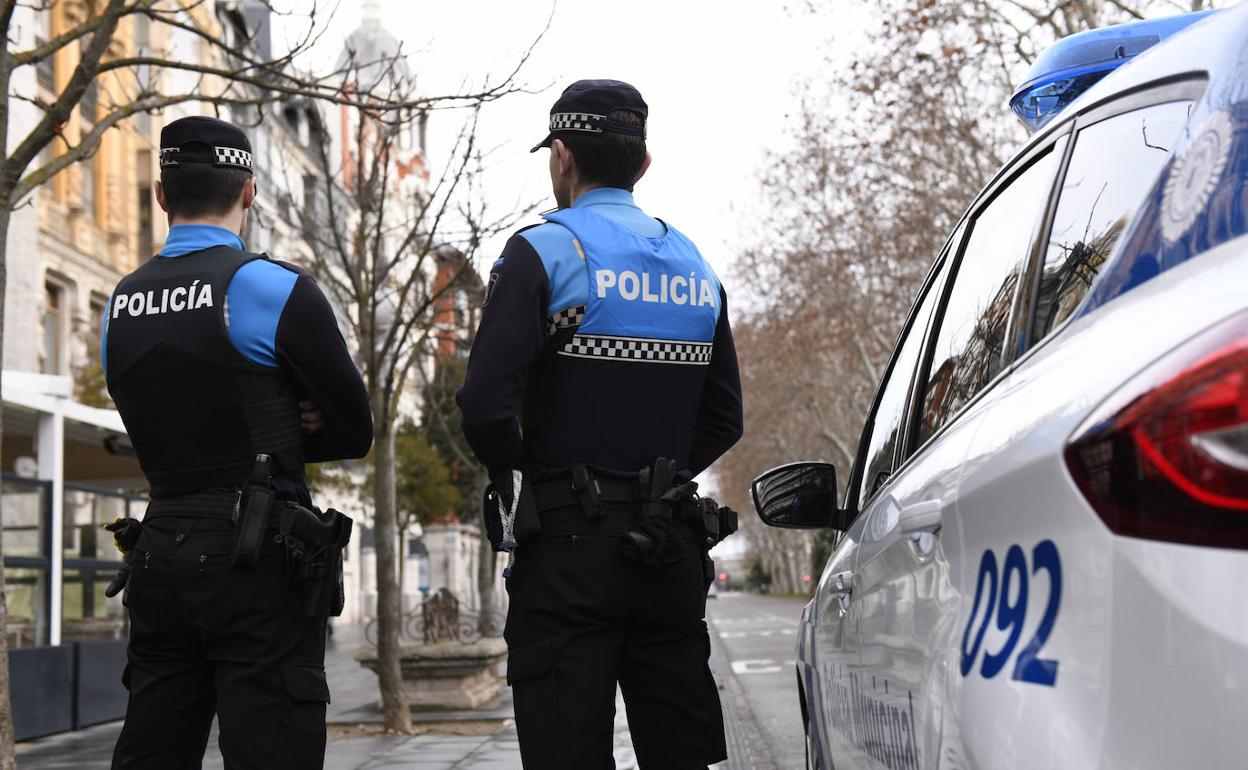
[457,188,743,480]
[102,224,372,463]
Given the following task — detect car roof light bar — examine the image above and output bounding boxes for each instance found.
[1010,10,1218,133]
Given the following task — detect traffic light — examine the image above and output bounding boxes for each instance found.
[717,572,728,582]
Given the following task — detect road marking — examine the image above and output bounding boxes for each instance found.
[718,629,797,639]
[715,615,797,626]
[730,659,795,675]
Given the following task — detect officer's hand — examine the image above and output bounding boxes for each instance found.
[300,400,325,434]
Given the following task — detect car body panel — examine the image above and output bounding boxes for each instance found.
[847,406,981,770]
[953,236,1248,768]
[807,528,862,764]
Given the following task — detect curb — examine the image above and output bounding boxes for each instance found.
[707,616,778,770]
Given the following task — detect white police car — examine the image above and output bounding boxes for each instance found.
[751,7,1248,769]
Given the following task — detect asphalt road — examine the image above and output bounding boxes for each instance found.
[707,592,809,770]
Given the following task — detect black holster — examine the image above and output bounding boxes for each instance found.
[619,458,695,566]
[232,454,275,570]
[276,501,353,618]
[695,496,738,550]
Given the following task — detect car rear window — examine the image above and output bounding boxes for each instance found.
[1079,101,1248,317]
[1032,101,1192,342]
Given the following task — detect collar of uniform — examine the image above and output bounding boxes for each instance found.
[159,224,245,257]
[572,187,637,209]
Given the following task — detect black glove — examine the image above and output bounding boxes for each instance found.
[102,517,143,555]
[104,565,131,599]
[619,459,689,566]
[102,517,144,600]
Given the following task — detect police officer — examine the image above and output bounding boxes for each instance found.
[458,80,744,770]
[103,116,372,769]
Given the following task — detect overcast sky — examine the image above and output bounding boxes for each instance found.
[303,0,872,275]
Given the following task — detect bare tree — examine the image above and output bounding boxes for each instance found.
[719,0,1215,592]
[0,0,533,752]
[296,61,533,728]
[421,351,500,634]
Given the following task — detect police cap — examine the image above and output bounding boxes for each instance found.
[160,115,253,172]
[530,79,648,153]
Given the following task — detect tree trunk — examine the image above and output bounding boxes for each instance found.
[0,204,18,770]
[371,413,412,733]
[471,471,499,635]
[396,522,406,614]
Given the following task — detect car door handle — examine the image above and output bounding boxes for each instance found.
[899,499,943,534]
[830,570,855,594]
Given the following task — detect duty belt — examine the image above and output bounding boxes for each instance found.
[532,465,738,552]
[144,489,239,520]
[532,474,700,539]
[143,487,343,554]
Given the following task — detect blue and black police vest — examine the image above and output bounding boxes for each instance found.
[105,246,304,497]
[519,207,724,473]
[542,207,721,362]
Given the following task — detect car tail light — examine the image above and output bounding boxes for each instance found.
[1065,310,1248,548]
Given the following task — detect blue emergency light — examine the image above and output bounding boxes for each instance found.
[1010,10,1218,132]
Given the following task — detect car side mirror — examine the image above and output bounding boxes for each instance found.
[751,462,843,530]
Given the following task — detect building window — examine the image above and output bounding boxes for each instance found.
[35,11,55,92]
[35,143,53,188]
[134,8,152,138]
[42,282,65,375]
[302,174,324,238]
[78,80,98,125]
[81,160,96,222]
[136,150,153,259]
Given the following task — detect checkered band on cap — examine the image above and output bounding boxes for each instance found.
[549,112,606,134]
[559,334,713,365]
[214,146,253,170]
[159,146,253,170]
[547,306,586,336]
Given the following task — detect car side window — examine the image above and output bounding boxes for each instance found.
[918,146,1061,446]
[1031,100,1192,341]
[856,251,955,511]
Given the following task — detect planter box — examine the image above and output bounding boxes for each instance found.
[11,646,74,741]
[74,638,128,728]
[357,638,507,711]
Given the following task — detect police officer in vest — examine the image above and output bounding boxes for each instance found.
[103,116,372,769]
[458,80,744,770]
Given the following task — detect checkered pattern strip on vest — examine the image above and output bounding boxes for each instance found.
[559,334,713,365]
[549,112,605,133]
[214,146,253,170]
[547,306,586,336]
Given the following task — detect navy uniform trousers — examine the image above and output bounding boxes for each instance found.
[503,505,727,770]
[111,515,329,769]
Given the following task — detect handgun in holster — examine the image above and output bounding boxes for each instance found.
[697,496,738,549]
[275,500,353,617]
[232,453,276,570]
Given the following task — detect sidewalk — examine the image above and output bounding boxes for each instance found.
[15,623,641,770]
